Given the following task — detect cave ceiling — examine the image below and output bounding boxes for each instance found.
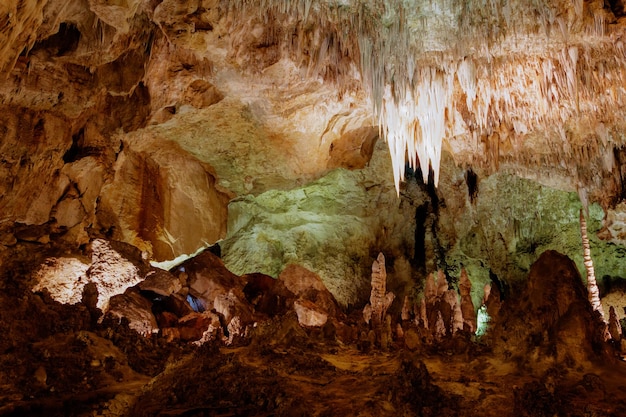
[2,0,626,268]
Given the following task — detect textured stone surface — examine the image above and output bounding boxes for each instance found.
[221,140,422,306]
[489,250,609,365]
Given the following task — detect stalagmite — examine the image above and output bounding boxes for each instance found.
[425,272,437,300]
[401,295,411,321]
[436,270,448,297]
[579,209,606,322]
[419,297,429,330]
[434,311,446,341]
[363,252,395,326]
[459,268,477,334]
[608,306,622,341]
[444,289,464,335]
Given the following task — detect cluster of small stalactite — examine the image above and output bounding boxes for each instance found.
[227,0,626,192]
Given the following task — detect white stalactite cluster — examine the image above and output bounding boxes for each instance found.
[380,68,452,190]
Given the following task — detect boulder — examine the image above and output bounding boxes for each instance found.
[139,268,182,297]
[178,311,222,342]
[277,264,343,329]
[179,250,254,328]
[294,299,328,328]
[106,290,158,336]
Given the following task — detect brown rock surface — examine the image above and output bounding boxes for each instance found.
[279,264,341,321]
[106,290,159,336]
[490,250,610,365]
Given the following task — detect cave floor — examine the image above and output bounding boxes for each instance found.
[4,325,626,417]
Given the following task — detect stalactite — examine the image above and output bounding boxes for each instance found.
[226,0,626,190]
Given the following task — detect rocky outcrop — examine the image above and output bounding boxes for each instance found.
[489,250,611,365]
[278,264,341,328]
[32,239,149,312]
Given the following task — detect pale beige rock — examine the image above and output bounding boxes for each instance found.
[139,269,182,297]
[106,291,158,336]
[97,140,230,261]
[32,257,90,304]
[294,299,329,328]
[279,264,340,327]
[53,197,85,229]
[87,239,145,311]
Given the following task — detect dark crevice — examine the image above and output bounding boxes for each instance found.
[613,146,626,202]
[63,128,84,163]
[606,0,626,17]
[489,269,509,301]
[62,128,101,163]
[31,22,81,56]
[413,203,428,272]
[465,168,478,203]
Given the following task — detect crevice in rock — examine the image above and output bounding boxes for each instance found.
[606,0,626,18]
[489,269,509,301]
[63,128,85,163]
[613,145,626,203]
[465,168,478,203]
[413,203,428,272]
[29,22,81,57]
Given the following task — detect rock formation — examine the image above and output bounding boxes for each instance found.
[363,253,395,327]
[490,250,611,365]
[459,268,477,333]
[608,305,623,342]
[580,209,606,321]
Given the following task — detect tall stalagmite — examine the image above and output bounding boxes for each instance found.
[579,209,608,330]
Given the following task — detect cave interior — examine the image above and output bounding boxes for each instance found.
[3,0,626,416]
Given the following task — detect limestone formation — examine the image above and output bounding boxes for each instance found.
[278,264,340,328]
[179,250,254,333]
[294,299,329,328]
[401,295,411,322]
[363,253,395,327]
[106,290,159,337]
[32,239,149,312]
[459,268,477,333]
[608,306,622,341]
[580,209,609,338]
